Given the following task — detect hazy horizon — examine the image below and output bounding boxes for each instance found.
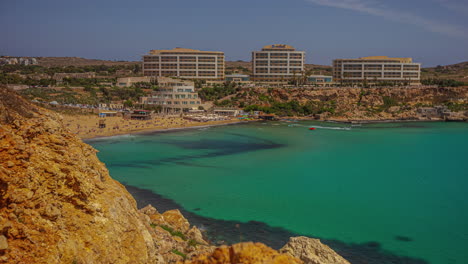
[1,0,467,67]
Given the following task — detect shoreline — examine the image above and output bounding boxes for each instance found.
[71,114,466,141]
[83,120,253,141]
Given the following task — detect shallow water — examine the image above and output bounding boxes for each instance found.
[90,121,468,264]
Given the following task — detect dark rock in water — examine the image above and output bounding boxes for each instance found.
[193,208,201,211]
[395,235,413,242]
[363,241,381,248]
[126,184,431,264]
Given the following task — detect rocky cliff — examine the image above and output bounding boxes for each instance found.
[0,86,158,263]
[0,85,348,263]
[227,87,468,121]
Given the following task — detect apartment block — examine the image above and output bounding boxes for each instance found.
[252,44,305,82]
[140,77,201,112]
[142,48,225,80]
[333,56,421,84]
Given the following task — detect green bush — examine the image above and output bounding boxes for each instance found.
[171,249,187,259]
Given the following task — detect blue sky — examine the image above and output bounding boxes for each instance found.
[1,0,467,66]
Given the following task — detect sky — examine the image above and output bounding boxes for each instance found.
[1,0,467,66]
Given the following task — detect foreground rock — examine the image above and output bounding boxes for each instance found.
[180,242,303,264]
[280,237,350,264]
[0,87,157,263]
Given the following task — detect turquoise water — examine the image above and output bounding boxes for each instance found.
[90,121,468,264]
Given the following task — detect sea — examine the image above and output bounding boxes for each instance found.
[88,121,468,264]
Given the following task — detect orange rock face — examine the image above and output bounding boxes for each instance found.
[180,242,303,264]
[0,87,157,264]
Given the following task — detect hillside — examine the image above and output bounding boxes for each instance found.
[215,87,468,121]
[422,61,468,82]
[36,57,139,67]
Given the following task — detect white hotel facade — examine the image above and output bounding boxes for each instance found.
[142,48,225,80]
[252,44,305,82]
[333,56,421,84]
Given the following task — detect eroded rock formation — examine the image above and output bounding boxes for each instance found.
[0,86,157,263]
[280,237,350,264]
[180,242,303,264]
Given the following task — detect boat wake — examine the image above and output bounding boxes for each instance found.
[310,125,351,131]
[287,124,352,130]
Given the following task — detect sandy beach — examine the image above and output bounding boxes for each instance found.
[62,114,246,139]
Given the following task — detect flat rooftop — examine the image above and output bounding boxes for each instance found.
[148,48,224,55]
[335,56,414,63]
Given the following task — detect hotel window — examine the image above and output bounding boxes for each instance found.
[384,65,402,70]
[403,65,420,71]
[161,56,177,62]
[289,54,303,59]
[183,101,188,104]
[364,64,382,70]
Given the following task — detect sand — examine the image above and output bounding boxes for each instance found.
[62,115,244,139]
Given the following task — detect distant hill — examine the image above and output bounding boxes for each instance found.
[422,61,468,82]
[36,57,139,67]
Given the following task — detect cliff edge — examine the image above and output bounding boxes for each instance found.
[0,87,157,263]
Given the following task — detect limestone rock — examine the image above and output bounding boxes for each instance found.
[181,242,303,264]
[0,87,158,263]
[187,226,207,244]
[280,236,350,264]
[0,235,8,250]
[162,209,191,233]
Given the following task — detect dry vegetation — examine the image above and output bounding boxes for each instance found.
[422,61,468,82]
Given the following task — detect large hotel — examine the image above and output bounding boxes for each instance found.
[333,56,421,84]
[252,44,305,82]
[142,48,225,80]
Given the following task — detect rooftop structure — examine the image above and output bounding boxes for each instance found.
[333,56,421,85]
[307,75,333,86]
[116,76,155,87]
[252,44,305,83]
[225,74,250,83]
[142,48,225,80]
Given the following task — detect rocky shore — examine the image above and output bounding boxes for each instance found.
[0,87,350,263]
[231,86,468,122]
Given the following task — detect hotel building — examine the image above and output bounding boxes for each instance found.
[142,48,225,80]
[252,44,305,82]
[140,77,201,112]
[333,56,421,85]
